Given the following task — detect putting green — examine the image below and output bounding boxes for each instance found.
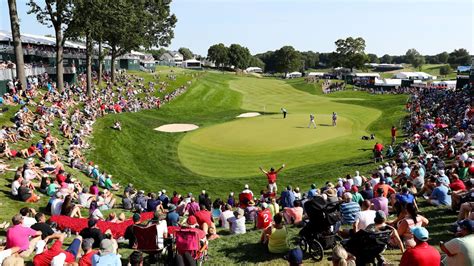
[178,77,382,177]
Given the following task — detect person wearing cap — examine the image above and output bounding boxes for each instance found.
[92,239,121,265]
[166,204,180,226]
[340,192,360,225]
[429,179,451,206]
[400,227,440,266]
[241,184,253,197]
[124,213,145,249]
[33,233,82,265]
[244,200,257,222]
[80,219,105,249]
[262,213,289,254]
[256,202,273,230]
[159,189,169,208]
[351,185,364,204]
[440,219,474,266]
[6,214,42,257]
[281,185,295,208]
[227,208,246,234]
[259,164,285,194]
[78,238,97,266]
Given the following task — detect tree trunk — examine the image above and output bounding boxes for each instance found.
[111,49,116,84]
[8,0,26,90]
[85,33,92,96]
[97,40,102,88]
[55,28,64,91]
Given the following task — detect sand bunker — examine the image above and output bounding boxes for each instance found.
[155,124,199,133]
[237,112,261,118]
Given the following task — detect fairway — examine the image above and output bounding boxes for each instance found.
[178,77,382,177]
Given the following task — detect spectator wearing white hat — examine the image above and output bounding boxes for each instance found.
[242,184,253,196]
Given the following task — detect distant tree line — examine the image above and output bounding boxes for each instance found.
[204,37,471,74]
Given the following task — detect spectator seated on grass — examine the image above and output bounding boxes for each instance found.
[261,213,289,254]
[396,203,429,249]
[440,219,474,266]
[227,208,246,234]
[400,227,440,266]
[6,214,42,257]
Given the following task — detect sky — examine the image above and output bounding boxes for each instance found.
[1,0,473,56]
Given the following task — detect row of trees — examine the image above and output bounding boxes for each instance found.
[207,43,264,70]
[7,0,177,95]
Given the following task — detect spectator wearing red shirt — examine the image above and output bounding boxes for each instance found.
[450,174,467,211]
[391,126,397,145]
[373,179,396,198]
[78,238,97,266]
[256,203,273,230]
[194,204,216,235]
[33,234,82,265]
[259,164,285,193]
[373,142,384,162]
[56,170,67,184]
[400,227,440,266]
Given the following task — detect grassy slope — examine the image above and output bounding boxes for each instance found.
[0,70,456,265]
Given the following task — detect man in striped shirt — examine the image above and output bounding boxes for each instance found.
[340,192,360,225]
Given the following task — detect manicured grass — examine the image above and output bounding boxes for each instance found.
[0,69,458,265]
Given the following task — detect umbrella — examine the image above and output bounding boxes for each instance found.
[424,123,435,130]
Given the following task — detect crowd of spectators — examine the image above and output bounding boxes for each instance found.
[0,66,472,265]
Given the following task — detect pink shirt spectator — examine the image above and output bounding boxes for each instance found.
[284,206,304,224]
[371,196,389,216]
[6,225,38,251]
[185,202,200,216]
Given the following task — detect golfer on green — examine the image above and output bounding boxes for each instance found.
[281,107,287,119]
[308,113,316,128]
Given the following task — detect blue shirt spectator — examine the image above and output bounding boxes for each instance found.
[430,182,451,206]
[280,186,295,208]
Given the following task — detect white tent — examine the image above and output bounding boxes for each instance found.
[286,71,302,78]
[374,78,402,86]
[307,72,325,77]
[245,67,263,73]
[183,59,202,69]
[355,73,380,78]
[395,72,436,80]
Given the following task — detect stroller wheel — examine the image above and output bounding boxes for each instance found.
[308,239,324,261]
[298,237,308,253]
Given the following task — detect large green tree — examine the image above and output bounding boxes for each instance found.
[334,37,368,71]
[437,52,449,64]
[28,0,75,91]
[300,51,319,69]
[178,47,193,60]
[207,43,229,69]
[228,44,251,70]
[405,48,425,69]
[448,48,471,67]
[367,53,379,63]
[380,54,393,64]
[273,46,302,75]
[249,56,265,69]
[102,0,176,82]
[8,0,26,90]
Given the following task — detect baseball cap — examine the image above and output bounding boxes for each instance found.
[287,248,303,265]
[411,226,429,241]
[187,215,198,226]
[458,219,474,233]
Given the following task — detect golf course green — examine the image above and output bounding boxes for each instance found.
[178,77,382,177]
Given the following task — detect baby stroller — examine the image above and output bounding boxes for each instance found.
[342,228,392,266]
[298,196,341,261]
[174,228,208,265]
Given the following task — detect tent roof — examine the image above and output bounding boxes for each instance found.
[0,30,86,49]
